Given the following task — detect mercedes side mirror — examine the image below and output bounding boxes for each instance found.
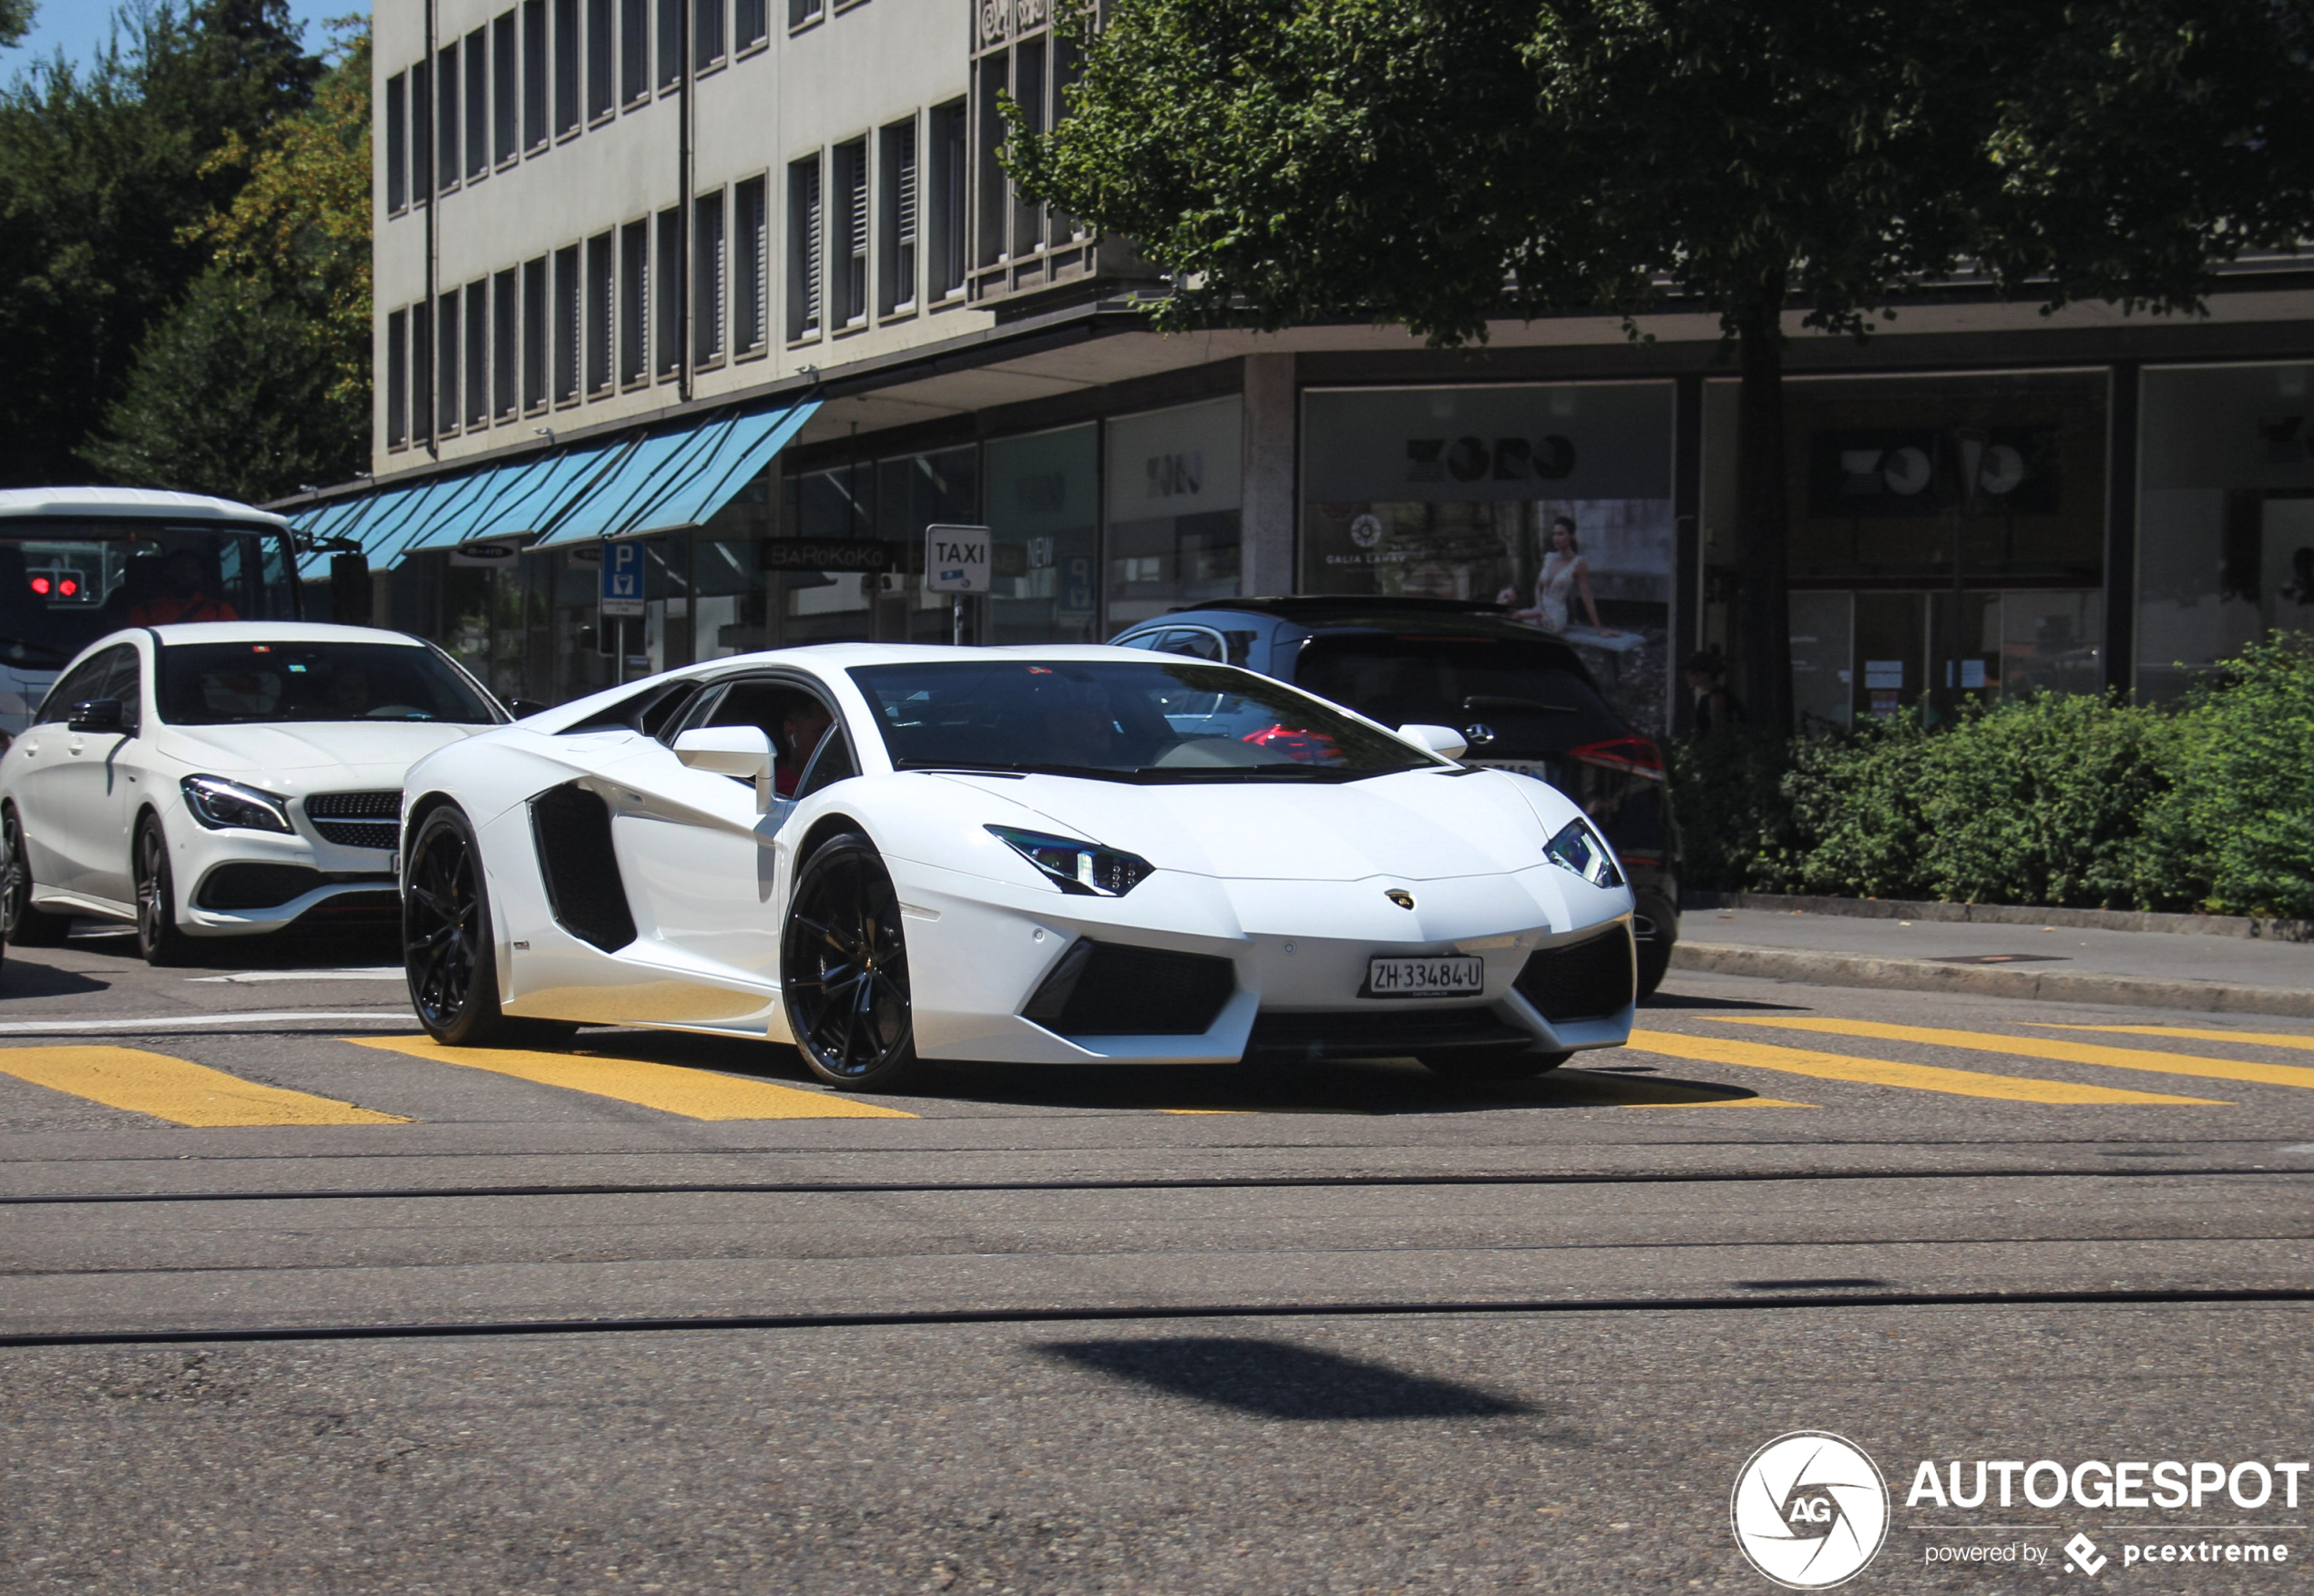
[1398,722,1469,760]
[504,698,548,718]
[68,698,125,735]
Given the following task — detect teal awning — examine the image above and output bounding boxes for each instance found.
[289,397,820,566]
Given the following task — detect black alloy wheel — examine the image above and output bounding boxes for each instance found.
[404,805,519,1046]
[133,815,197,967]
[782,834,919,1090]
[1418,1047,1571,1082]
[2,806,71,946]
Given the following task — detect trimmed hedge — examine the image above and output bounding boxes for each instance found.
[1671,635,2314,918]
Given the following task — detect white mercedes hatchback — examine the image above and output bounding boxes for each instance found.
[0,622,507,964]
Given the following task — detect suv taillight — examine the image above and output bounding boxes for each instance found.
[1570,736,1664,780]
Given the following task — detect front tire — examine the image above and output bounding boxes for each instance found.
[134,816,198,967]
[404,805,524,1047]
[1419,1049,1571,1082]
[782,834,919,1091]
[3,805,72,946]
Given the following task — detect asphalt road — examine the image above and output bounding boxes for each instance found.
[3,924,2310,1593]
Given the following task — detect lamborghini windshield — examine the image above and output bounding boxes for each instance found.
[850,659,1443,783]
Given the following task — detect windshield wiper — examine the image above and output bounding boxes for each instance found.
[1462,694,1577,714]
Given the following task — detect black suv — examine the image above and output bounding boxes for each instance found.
[1112,597,1678,996]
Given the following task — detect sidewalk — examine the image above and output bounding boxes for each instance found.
[1670,905,2314,1017]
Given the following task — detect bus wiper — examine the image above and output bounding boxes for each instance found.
[1461,694,1577,714]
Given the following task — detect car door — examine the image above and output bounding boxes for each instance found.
[608,674,835,995]
[10,649,116,895]
[77,643,148,905]
[20,644,137,904]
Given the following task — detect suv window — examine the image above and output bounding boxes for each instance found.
[1292,633,1625,752]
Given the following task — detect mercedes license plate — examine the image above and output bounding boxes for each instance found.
[1365,956,1484,998]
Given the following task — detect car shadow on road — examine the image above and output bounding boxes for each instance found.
[1640,989,1811,1011]
[557,1028,1783,1115]
[1036,1336,1536,1420]
[56,921,401,972]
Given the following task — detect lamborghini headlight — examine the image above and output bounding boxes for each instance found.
[1543,817,1623,888]
[180,774,294,834]
[987,825,1155,897]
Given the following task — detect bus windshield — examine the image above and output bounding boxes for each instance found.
[0,518,298,670]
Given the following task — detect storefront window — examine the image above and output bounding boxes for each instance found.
[783,464,879,645]
[986,424,1098,644]
[876,445,978,643]
[1301,384,1675,732]
[1706,370,2107,727]
[1104,396,1242,628]
[2139,362,2314,701]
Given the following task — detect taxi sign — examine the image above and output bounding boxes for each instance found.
[924,524,992,594]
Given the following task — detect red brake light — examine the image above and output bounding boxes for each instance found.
[28,577,48,596]
[1570,735,1664,780]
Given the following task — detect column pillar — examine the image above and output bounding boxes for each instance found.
[1240,351,1297,597]
[2104,360,2140,698]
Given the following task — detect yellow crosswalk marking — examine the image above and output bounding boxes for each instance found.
[2037,1022,2314,1054]
[1718,1016,2314,1093]
[1627,1028,2219,1104]
[0,1046,410,1127]
[350,1036,916,1120]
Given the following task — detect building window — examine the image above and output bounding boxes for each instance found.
[386,308,409,449]
[734,175,768,354]
[586,0,612,120]
[493,268,519,418]
[410,59,432,199]
[657,0,681,90]
[464,29,489,182]
[619,219,650,385]
[787,156,823,341]
[412,301,433,443]
[737,0,767,48]
[436,290,461,434]
[1010,39,1046,252]
[987,425,1100,643]
[1104,397,1245,629]
[693,190,726,364]
[522,1,548,148]
[878,116,917,316]
[620,0,649,104]
[522,256,549,410]
[694,0,723,67]
[929,97,965,299]
[973,56,1005,266]
[436,42,459,192]
[835,137,868,329]
[384,72,407,211]
[493,11,518,165]
[790,0,822,29]
[554,244,581,403]
[466,279,491,426]
[551,0,580,137]
[655,206,682,380]
[586,231,614,394]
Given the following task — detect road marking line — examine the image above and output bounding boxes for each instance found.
[0,1047,411,1127]
[1718,1016,2314,1092]
[2035,1022,2314,1054]
[1626,1029,2220,1104]
[349,1037,916,1120]
[0,1011,414,1036]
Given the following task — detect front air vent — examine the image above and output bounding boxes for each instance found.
[1023,940,1235,1038]
[196,864,394,911]
[528,783,638,952]
[1513,928,1636,1024]
[306,789,402,850]
[1244,1008,1531,1062]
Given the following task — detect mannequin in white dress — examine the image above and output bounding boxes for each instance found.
[1513,516,1616,636]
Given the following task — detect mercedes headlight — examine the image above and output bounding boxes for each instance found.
[987,825,1155,897]
[1543,817,1623,888]
[180,774,294,834]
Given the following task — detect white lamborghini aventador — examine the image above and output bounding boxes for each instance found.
[398,644,1638,1089]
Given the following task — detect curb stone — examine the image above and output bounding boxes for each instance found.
[1668,942,2314,1019]
[1681,891,2314,943]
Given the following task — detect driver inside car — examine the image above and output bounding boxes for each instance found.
[774,697,833,797]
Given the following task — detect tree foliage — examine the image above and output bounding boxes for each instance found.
[0,1,34,48]
[0,1,320,487]
[1010,0,2314,728]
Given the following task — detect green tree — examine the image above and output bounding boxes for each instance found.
[0,1,318,486]
[1010,0,2314,728]
[87,17,370,498]
[0,2,35,48]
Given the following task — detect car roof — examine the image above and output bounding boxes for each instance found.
[1160,596,1510,622]
[132,622,430,650]
[1148,600,1590,660]
[0,487,292,530]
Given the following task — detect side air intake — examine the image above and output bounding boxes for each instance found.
[1512,928,1636,1024]
[1023,940,1236,1038]
[528,783,638,952]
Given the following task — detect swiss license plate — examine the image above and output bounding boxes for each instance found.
[1364,955,1485,998]
[1473,760,1553,783]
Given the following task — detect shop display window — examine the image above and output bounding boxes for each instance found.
[986,424,1098,644]
[1300,384,1675,732]
[2139,362,2314,701]
[1103,396,1243,629]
